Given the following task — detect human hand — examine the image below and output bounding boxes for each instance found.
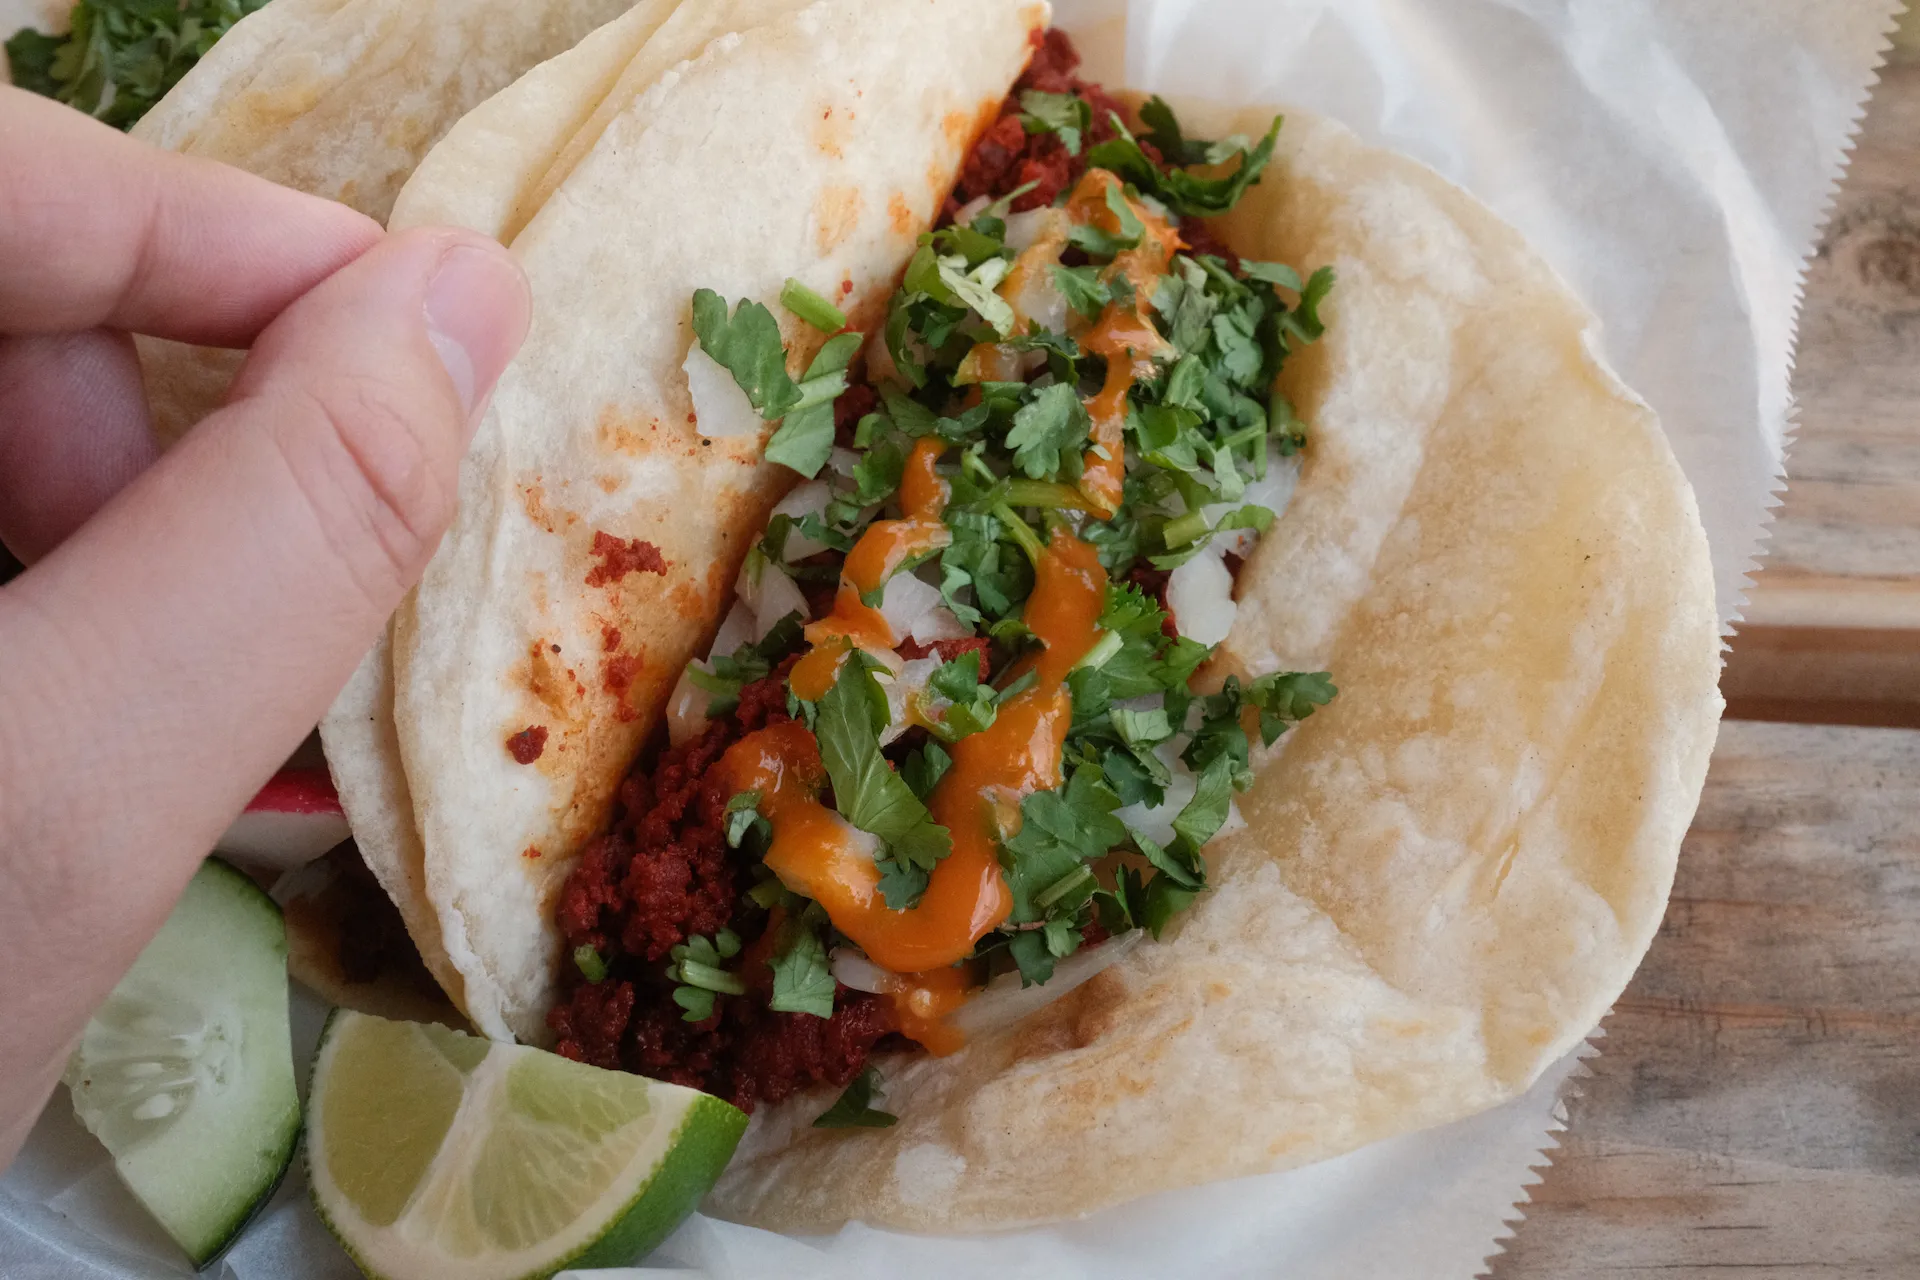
[0,87,530,1165]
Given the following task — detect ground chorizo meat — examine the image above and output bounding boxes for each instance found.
[948,28,1141,214]
[550,657,899,1111]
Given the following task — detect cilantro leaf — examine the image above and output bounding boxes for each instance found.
[1245,670,1337,744]
[1007,929,1057,986]
[691,289,801,418]
[1068,183,1145,258]
[875,857,932,910]
[765,330,863,478]
[813,1067,898,1129]
[1087,107,1282,218]
[902,742,953,800]
[724,791,766,849]
[1170,752,1236,856]
[1019,89,1090,156]
[767,911,835,1018]
[8,0,270,130]
[816,660,953,871]
[1051,264,1112,320]
[1004,383,1091,480]
[1001,766,1126,923]
[666,930,744,1020]
[936,254,1017,338]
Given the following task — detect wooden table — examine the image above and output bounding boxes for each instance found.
[1493,16,1920,1277]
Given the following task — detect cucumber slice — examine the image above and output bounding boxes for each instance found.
[64,858,301,1266]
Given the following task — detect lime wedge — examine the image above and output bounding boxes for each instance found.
[64,858,300,1266]
[307,1011,747,1280]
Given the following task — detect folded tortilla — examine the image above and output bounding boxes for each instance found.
[702,102,1722,1231]
[123,0,657,1013]
[375,0,1047,1045]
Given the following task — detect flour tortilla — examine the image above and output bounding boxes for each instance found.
[130,0,644,447]
[120,0,646,1010]
[385,0,1048,1044]
[704,103,1723,1231]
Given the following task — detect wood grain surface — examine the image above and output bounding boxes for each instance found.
[1724,16,1920,727]
[1490,720,1920,1277]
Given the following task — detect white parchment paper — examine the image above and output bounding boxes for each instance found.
[1,0,1902,1276]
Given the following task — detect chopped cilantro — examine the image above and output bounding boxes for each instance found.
[767,909,835,1018]
[765,330,863,478]
[901,741,953,800]
[781,277,848,334]
[666,930,744,1021]
[1001,765,1126,926]
[7,0,270,130]
[813,1066,898,1129]
[815,659,953,872]
[1051,264,1112,320]
[1004,382,1091,480]
[1068,183,1146,258]
[1019,89,1090,156]
[875,858,932,910]
[1087,102,1281,218]
[724,791,766,849]
[572,945,608,984]
[691,289,801,418]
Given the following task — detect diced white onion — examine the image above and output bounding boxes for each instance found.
[666,665,713,747]
[828,447,863,478]
[830,948,899,994]
[683,343,760,439]
[1002,208,1062,253]
[1205,451,1301,559]
[707,600,756,660]
[737,559,809,637]
[1007,269,1069,334]
[949,932,1144,1039]
[910,605,972,644]
[1167,546,1237,646]
[878,571,943,644]
[1114,740,1195,847]
[875,657,942,746]
[953,194,992,227]
[772,481,834,560]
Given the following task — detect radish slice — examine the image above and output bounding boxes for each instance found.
[215,769,350,872]
[949,931,1143,1039]
[683,343,760,439]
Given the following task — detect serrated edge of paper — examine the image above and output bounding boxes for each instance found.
[1718,0,1909,640]
[1477,12,1908,1269]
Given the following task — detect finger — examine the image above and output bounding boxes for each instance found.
[0,227,528,1138]
[0,329,158,562]
[0,86,381,344]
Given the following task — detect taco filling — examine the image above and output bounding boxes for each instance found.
[548,30,1337,1121]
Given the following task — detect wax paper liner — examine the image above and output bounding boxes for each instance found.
[0,0,1903,1275]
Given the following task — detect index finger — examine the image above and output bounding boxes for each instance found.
[0,87,383,345]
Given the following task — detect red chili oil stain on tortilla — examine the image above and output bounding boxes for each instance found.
[814,185,862,253]
[602,652,643,722]
[522,482,555,533]
[523,846,543,861]
[506,725,548,764]
[839,277,854,297]
[887,191,915,236]
[585,532,667,587]
[601,625,622,652]
[813,104,850,158]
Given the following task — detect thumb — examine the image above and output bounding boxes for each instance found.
[0,226,528,976]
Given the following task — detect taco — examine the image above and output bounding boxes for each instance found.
[116,0,669,1017]
[339,1,1722,1232]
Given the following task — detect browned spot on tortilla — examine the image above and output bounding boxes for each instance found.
[941,108,973,149]
[596,474,621,494]
[1019,2,1048,32]
[814,185,862,254]
[597,407,652,456]
[525,640,577,719]
[887,191,915,236]
[1008,969,1127,1062]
